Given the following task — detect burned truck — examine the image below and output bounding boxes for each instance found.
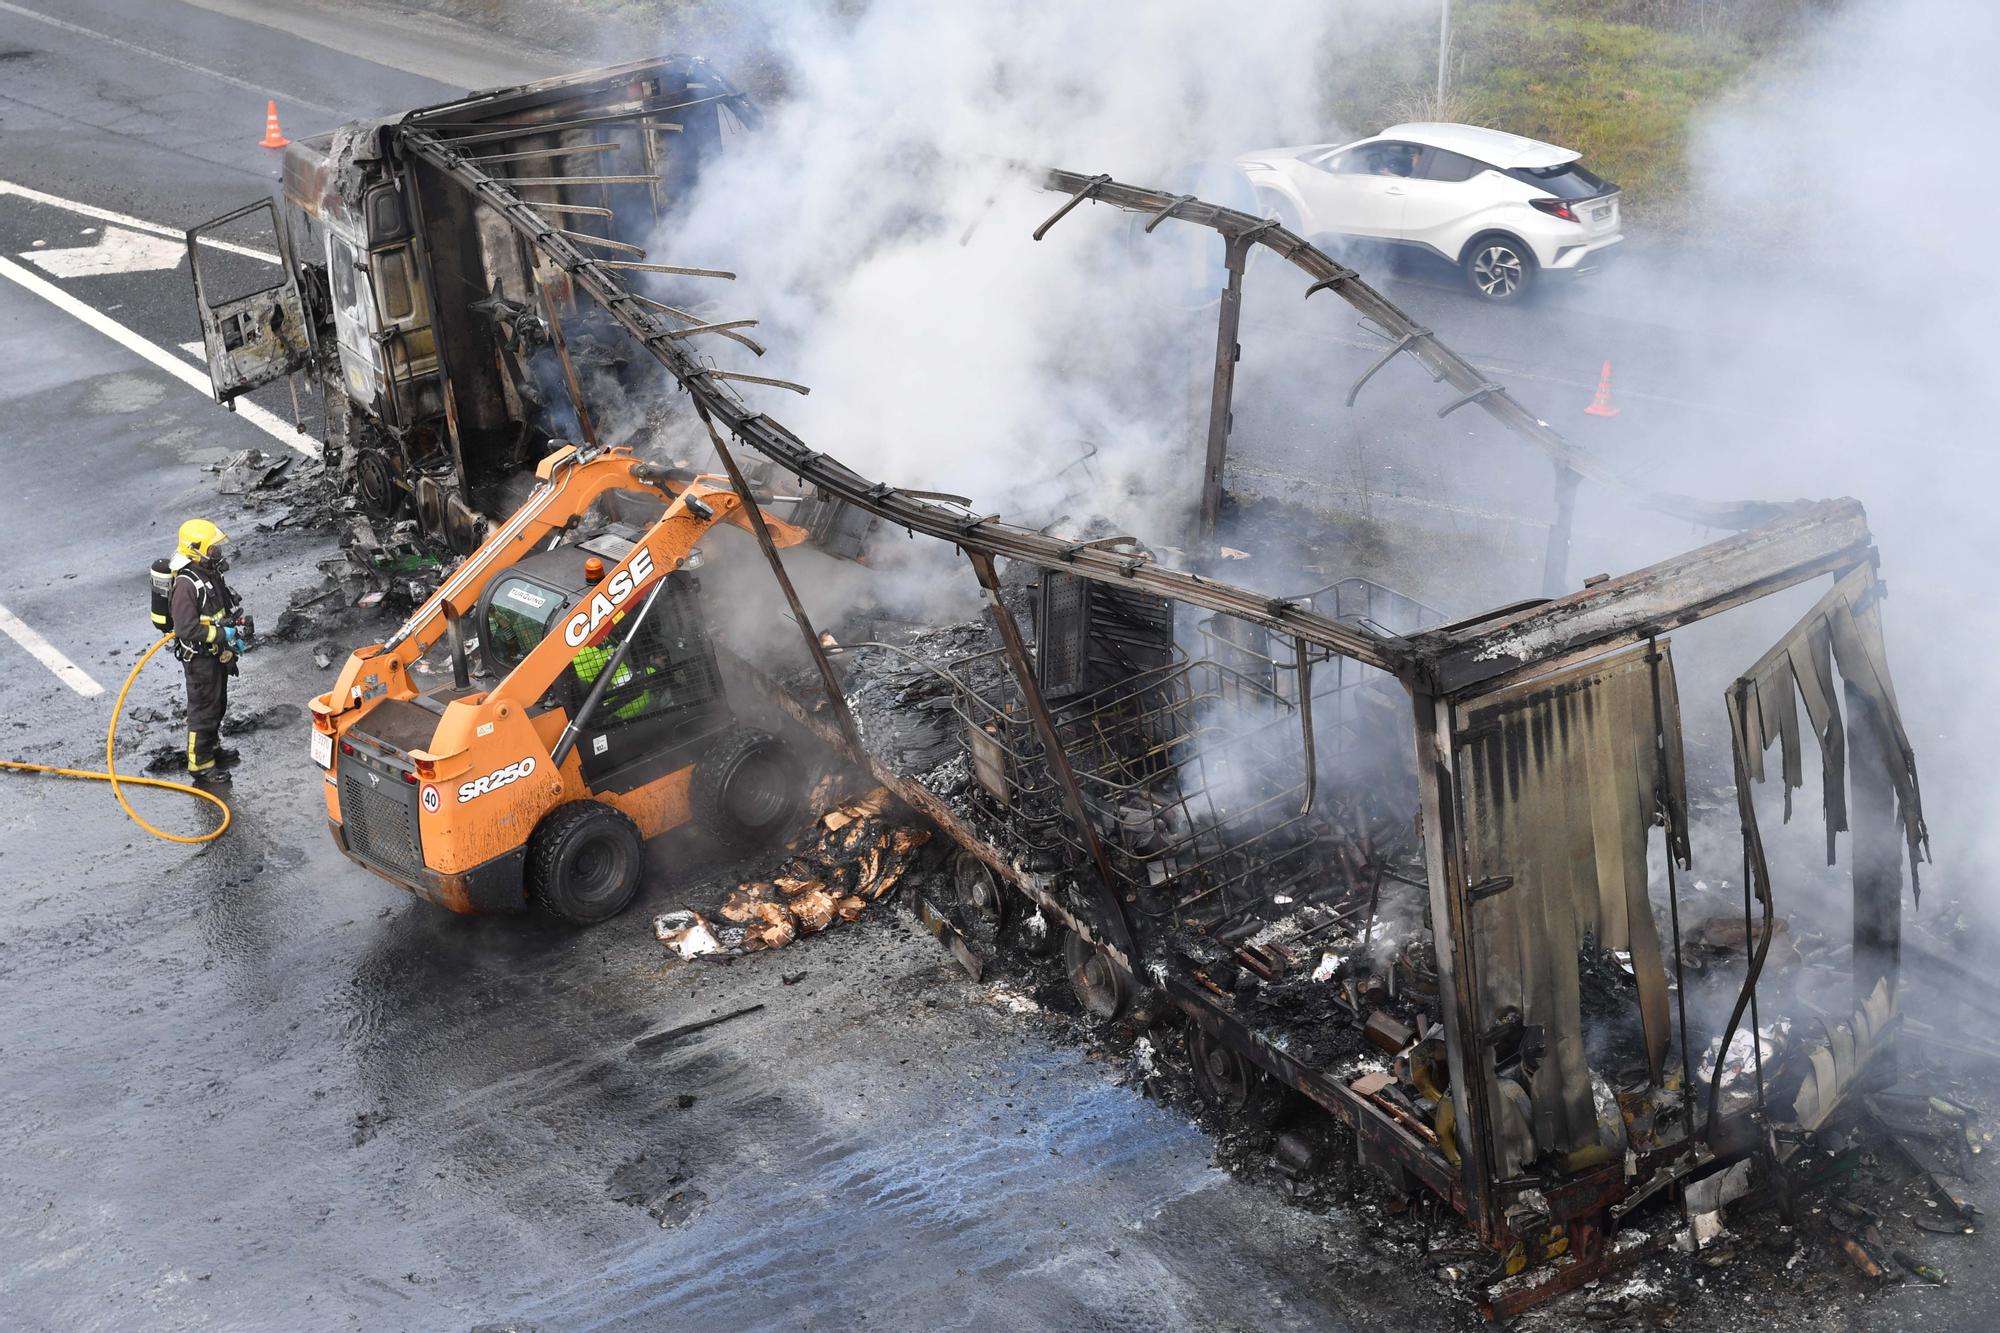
[187,57,762,596]
[198,59,1939,1317]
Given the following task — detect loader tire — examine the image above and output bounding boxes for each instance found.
[528,800,644,925]
[691,727,801,850]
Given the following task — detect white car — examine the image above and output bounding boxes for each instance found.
[1236,123,1622,302]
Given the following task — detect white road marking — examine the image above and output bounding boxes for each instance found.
[0,180,278,264]
[21,225,186,278]
[0,601,104,698]
[0,0,344,117]
[180,341,207,363]
[0,254,314,456]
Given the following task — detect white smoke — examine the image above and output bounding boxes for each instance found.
[647,0,1996,917]
[1566,0,2000,910]
[657,0,1414,538]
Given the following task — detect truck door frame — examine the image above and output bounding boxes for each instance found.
[185,197,315,406]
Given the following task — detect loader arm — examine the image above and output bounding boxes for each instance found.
[314,444,803,727]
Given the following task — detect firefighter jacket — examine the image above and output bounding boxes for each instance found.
[170,559,240,662]
[572,640,653,721]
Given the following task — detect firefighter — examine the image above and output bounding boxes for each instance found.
[169,519,246,785]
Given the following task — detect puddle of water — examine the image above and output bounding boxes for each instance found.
[79,371,166,416]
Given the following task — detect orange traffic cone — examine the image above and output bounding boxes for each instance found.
[1583,359,1619,417]
[259,101,288,150]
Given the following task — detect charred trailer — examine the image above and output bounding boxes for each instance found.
[184,57,760,598]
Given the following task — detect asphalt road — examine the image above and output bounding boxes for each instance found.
[0,5,1394,1329]
[1,3,1994,1331]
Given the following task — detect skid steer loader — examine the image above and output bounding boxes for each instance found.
[309,442,808,923]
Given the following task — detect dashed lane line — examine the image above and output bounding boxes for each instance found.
[0,601,104,698]
[0,0,344,117]
[0,253,314,456]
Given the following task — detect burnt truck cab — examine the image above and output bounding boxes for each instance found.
[311,446,807,922]
[186,56,761,596]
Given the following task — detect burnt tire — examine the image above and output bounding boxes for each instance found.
[691,727,802,850]
[528,800,644,925]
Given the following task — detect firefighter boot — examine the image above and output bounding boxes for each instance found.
[188,730,233,786]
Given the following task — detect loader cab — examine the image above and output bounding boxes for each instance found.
[476,527,732,791]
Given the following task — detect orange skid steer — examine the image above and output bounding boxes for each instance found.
[309,444,808,923]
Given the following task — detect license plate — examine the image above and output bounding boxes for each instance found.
[311,730,333,769]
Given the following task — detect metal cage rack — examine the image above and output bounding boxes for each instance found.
[1196,576,1444,763]
[950,651,1328,930]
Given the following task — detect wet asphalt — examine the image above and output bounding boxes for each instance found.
[0,8,1392,1325]
[3,2,1998,1330]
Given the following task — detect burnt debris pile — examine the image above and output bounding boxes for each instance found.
[656,783,932,959]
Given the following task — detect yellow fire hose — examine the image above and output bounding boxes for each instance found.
[0,634,231,843]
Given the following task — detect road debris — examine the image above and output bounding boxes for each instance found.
[661,787,932,959]
[211,447,292,494]
[629,1004,765,1053]
[653,910,720,960]
[1893,1249,1949,1285]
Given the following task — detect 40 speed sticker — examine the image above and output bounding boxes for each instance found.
[458,756,537,803]
[420,784,441,813]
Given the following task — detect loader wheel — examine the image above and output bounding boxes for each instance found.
[691,727,802,850]
[528,800,644,925]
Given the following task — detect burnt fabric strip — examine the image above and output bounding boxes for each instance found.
[1735,563,1926,892]
[1455,644,1682,1156]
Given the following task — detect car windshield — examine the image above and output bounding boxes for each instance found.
[1507,162,1610,199]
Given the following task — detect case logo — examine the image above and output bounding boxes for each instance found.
[561,549,656,647]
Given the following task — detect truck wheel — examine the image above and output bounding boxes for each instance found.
[1064,930,1130,1019]
[1189,1026,1286,1128]
[952,849,1007,927]
[691,727,802,849]
[528,800,643,925]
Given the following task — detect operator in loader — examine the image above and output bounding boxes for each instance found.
[169,519,248,786]
[571,617,655,721]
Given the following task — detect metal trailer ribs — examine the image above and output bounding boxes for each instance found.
[391,100,1922,1314]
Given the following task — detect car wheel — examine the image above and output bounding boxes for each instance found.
[1256,190,1306,238]
[1463,235,1537,303]
[691,726,802,849]
[528,800,644,925]
[1189,1025,1288,1127]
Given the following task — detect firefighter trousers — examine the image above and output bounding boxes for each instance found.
[183,654,229,772]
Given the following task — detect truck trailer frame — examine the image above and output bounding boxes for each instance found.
[190,59,1929,1314]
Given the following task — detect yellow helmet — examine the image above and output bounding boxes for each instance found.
[177,518,227,560]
